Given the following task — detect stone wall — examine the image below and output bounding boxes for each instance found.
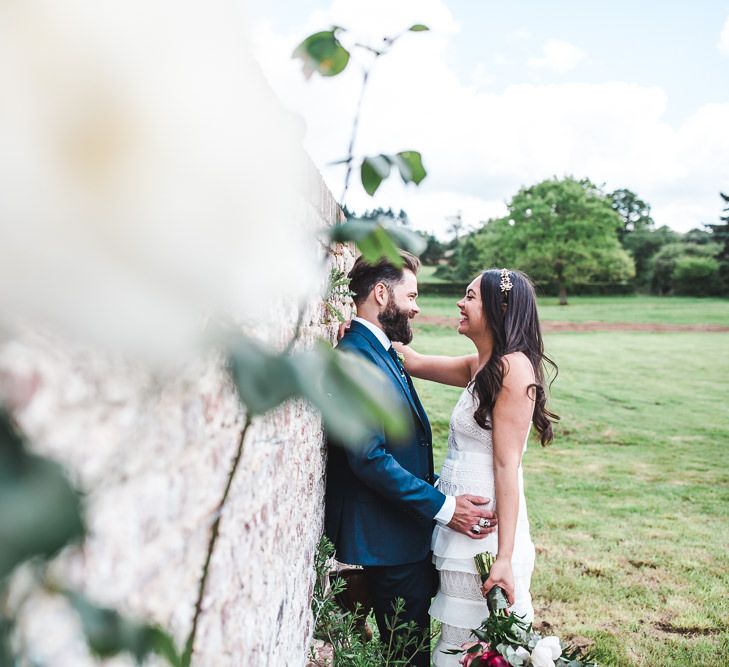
[0,171,352,665]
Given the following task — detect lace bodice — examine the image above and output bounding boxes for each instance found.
[437,384,528,505]
[447,385,493,455]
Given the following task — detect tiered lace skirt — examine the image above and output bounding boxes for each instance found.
[430,450,535,666]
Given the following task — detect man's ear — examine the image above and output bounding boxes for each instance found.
[373,282,389,307]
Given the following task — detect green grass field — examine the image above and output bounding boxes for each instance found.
[417,293,729,326]
[411,295,729,666]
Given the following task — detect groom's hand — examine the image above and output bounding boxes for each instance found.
[448,495,498,539]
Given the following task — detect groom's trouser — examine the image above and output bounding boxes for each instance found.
[363,555,437,667]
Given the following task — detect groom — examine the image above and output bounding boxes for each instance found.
[325,251,496,667]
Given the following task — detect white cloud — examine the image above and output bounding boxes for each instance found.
[471,62,496,88]
[719,16,729,56]
[508,28,531,41]
[528,39,586,73]
[251,1,729,237]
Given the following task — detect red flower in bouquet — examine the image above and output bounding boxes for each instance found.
[459,642,510,667]
[481,653,509,667]
[458,641,489,666]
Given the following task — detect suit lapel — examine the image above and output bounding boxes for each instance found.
[347,321,427,432]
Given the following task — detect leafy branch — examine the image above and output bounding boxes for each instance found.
[293,23,431,268]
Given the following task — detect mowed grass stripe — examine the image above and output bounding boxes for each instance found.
[416,293,729,326]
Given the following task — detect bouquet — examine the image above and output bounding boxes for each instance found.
[443,552,597,667]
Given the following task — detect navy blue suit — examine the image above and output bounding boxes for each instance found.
[325,320,446,666]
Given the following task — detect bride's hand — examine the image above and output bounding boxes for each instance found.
[337,320,351,342]
[482,556,515,607]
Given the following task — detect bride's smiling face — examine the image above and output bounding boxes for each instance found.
[456,276,487,338]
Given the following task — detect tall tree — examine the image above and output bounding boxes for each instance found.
[705,192,729,291]
[609,188,654,242]
[445,211,465,241]
[470,177,635,304]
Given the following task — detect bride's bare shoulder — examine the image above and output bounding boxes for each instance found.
[500,352,535,386]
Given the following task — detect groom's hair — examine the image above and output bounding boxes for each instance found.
[348,251,420,306]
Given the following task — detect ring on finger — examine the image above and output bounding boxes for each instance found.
[471,525,481,534]
[478,518,491,528]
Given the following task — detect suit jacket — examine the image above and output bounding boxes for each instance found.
[324,320,446,566]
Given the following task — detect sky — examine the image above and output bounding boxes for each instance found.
[246,0,729,238]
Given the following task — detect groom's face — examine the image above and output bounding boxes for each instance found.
[377,269,419,344]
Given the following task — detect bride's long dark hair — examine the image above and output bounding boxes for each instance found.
[471,269,559,446]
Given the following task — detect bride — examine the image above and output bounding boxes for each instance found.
[394,268,558,665]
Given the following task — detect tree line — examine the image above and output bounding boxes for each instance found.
[413,178,728,304]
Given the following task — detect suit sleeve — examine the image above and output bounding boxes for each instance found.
[337,341,446,522]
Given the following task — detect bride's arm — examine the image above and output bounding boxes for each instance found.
[482,352,535,604]
[392,341,477,387]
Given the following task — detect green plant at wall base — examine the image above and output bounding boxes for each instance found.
[325,268,355,323]
[310,537,433,667]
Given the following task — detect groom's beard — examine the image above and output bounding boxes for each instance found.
[378,301,414,344]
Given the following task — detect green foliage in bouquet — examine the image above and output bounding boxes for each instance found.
[444,551,598,667]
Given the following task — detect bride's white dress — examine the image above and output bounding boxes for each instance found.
[430,385,535,666]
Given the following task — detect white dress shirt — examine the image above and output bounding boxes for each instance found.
[351,317,456,525]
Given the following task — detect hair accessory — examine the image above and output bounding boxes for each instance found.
[499,268,513,295]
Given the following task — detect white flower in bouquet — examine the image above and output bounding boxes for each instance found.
[0,0,320,362]
[529,645,554,667]
[514,646,530,662]
[530,636,562,667]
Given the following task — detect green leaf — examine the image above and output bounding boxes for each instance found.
[227,337,299,415]
[360,155,392,196]
[329,218,426,263]
[292,344,409,445]
[67,592,181,665]
[292,30,350,79]
[408,24,430,32]
[227,337,409,448]
[382,225,428,257]
[0,615,15,665]
[393,151,427,185]
[0,411,85,579]
[357,225,404,266]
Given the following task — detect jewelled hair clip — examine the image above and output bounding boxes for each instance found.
[499,268,513,295]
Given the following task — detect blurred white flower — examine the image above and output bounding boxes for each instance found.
[531,635,562,666]
[0,0,320,361]
[529,644,555,667]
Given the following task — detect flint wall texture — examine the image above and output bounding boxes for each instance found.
[0,171,352,666]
